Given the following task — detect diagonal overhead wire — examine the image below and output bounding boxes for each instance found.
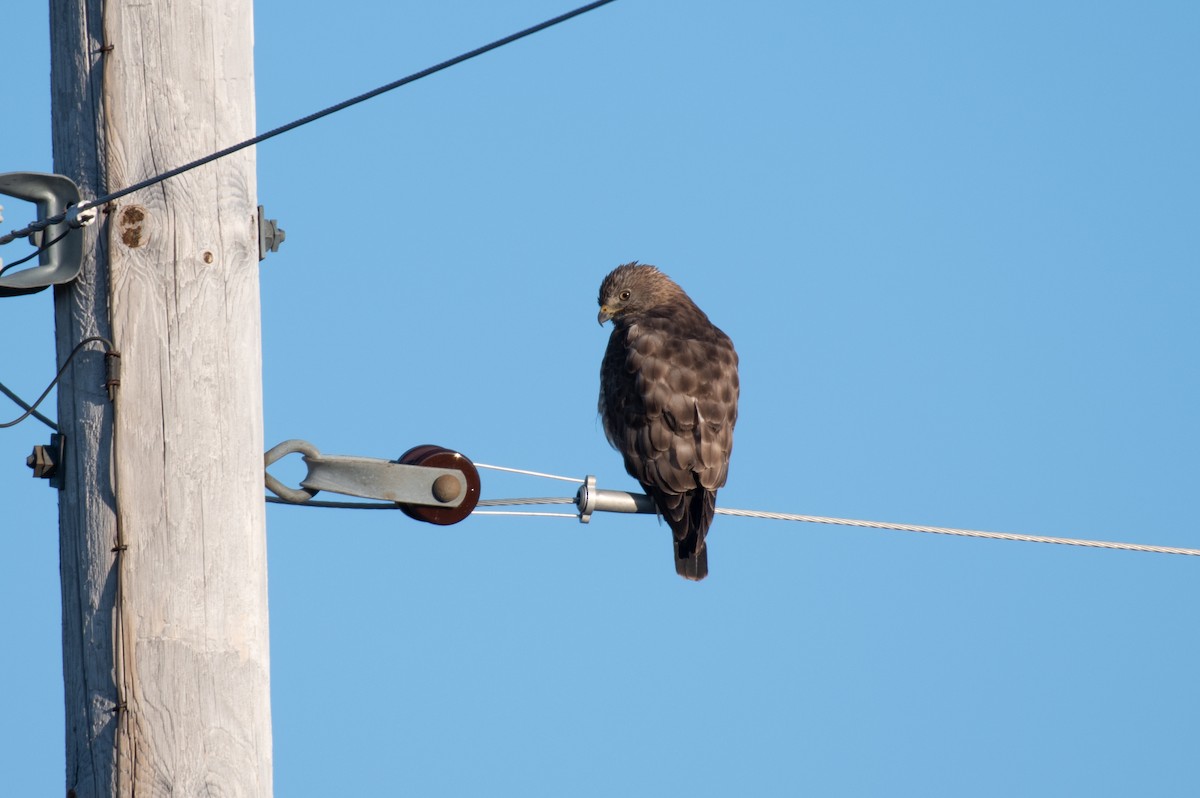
[0,0,620,247]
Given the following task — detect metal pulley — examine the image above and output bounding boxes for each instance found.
[264,440,480,524]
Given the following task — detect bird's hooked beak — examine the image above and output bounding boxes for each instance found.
[598,306,615,326]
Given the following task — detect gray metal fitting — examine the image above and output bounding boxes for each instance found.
[264,439,481,525]
[574,475,656,523]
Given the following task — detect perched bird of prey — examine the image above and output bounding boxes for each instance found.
[597,263,739,580]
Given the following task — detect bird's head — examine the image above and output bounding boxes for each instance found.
[597,262,682,325]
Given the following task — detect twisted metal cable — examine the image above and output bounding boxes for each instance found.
[265,496,399,510]
[467,466,1200,557]
[473,496,577,519]
[714,507,1200,556]
[264,495,577,511]
[469,468,1200,556]
[471,510,579,519]
[476,497,575,507]
[265,453,1199,558]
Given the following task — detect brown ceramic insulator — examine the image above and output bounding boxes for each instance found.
[395,445,480,525]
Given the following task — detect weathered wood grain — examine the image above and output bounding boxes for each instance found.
[51,1,273,795]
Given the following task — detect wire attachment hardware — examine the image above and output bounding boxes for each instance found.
[574,475,656,523]
[0,172,86,297]
[104,350,122,401]
[66,200,98,230]
[257,205,285,261]
[27,432,66,489]
[264,439,480,524]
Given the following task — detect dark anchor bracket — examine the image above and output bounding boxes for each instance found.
[264,439,481,525]
[0,172,94,297]
[27,433,66,489]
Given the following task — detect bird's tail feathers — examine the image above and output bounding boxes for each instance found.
[674,540,709,581]
[665,490,715,581]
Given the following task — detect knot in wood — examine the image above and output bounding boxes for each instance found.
[118,205,148,248]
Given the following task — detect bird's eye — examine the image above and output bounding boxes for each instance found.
[619,289,631,301]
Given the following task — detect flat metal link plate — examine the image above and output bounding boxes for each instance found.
[301,455,467,507]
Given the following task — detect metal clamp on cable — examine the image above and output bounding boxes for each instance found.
[264,439,481,525]
[574,475,657,523]
[66,200,98,230]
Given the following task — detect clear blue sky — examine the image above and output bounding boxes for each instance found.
[3,1,1199,795]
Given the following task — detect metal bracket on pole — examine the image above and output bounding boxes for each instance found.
[0,172,91,297]
[264,439,481,525]
[27,432,66,490]
[256,205,285,261]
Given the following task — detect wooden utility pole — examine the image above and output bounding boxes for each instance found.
[50,1,273,795]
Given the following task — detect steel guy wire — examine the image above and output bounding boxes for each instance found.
[472,465,582,516]
[264,497,578,514]
[265,496,400,510]
[474,463,585,483]
[711,508,1200,556]
[265,455,1200,557]
[477,497,577,506]
[471,510,579,519]
[474,497,578,517]
[0,0,619,248]
[469,461,1200,556]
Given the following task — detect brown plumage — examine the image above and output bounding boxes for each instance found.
[597,263,739,580]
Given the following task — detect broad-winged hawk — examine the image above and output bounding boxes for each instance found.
[597,263,739,580]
